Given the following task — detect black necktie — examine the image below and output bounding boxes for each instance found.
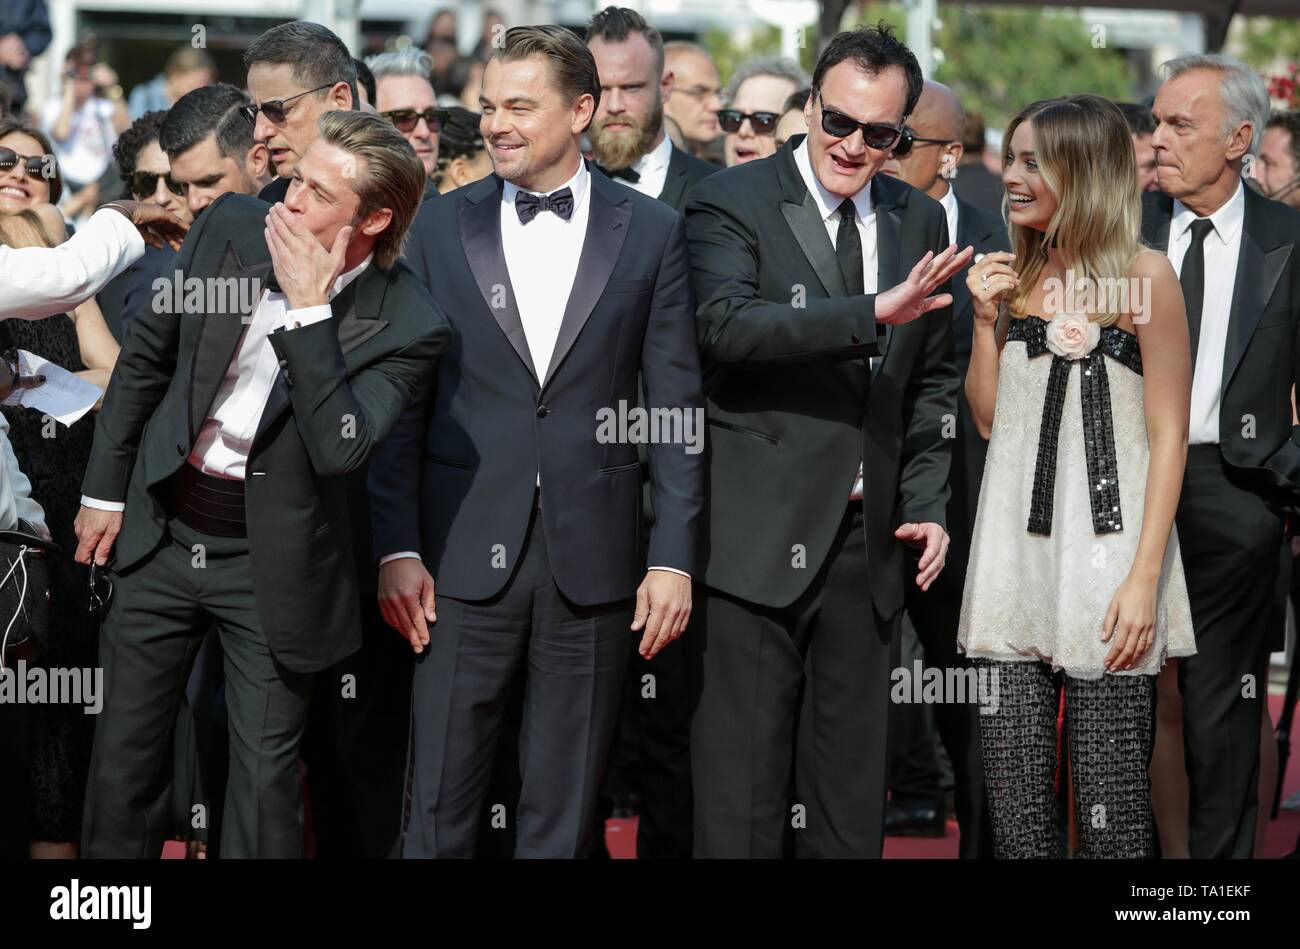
[598,164,640,184]
[1180,218,1214,366]
[515,187,574,225]
[835,199,864,297]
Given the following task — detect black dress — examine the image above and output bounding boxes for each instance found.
[0,313,100,844]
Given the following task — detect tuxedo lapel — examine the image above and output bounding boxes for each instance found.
[189,241,264,441]
[1222,190,1292,392]
[461,176,539,385]
[541,171,631,390]
[1143,192,1173,252]
[657,147,688,208]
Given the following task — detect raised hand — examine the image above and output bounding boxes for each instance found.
[966,251,1019,326]
[264,202,352,311]
[875,244,975,326]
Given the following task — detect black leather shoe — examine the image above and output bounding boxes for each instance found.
[884,802,946,838]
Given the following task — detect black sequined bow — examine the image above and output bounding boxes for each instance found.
[515,187,574,224]
[1007,317,1143,537]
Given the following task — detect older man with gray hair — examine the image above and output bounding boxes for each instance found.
[1143,52,1300,859]
[367,46,445,188]
[720,55,808,167]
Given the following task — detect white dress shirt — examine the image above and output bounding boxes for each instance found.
[0,414,48,538]
[609,133,673,200]
[793,140,878,501]
[81,256,371,512]
[0,207,144,321]
[939,184,959,250]
[1168,179,1245,445]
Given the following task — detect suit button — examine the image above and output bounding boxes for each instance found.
[536,404,549,418]
[850,333,862,344]
[278,358,289,369]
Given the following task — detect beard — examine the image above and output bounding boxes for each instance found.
[589,104,663,170]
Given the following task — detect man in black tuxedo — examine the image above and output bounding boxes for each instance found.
[1143,53,1300,859]
[685,26,972,858]
[245,22,358,207]
[584,4,715,860]
[889,79,1000,858]
[369,25,704,859]
[586,7,716,213]
[73,110,448,858]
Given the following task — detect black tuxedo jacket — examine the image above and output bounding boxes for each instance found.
[944,197,1010,561]
[369,168,705,605]
[685,136,959,619]
[1142,187,1300,512]
[659,144,719,212]
[81,192,452,672]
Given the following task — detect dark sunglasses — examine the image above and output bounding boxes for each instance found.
[88,558,114,615]
[130,170,185,199]
[240,83,335,126]
[0,146,52,179]
[819,106,903,151]
[718,109,780,135]
[381,107,448,135]
[892,128,956,157]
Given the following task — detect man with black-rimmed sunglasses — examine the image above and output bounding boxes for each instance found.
[685,25,973,858]
[242,21,358,206]
[366,46,446,198]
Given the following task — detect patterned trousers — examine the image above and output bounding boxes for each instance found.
[973,658,1155,858]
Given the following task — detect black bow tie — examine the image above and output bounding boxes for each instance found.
[598,164,640,184]
[515,187,574,224]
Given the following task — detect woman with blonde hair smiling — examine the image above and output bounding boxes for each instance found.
[958,94,1196,858]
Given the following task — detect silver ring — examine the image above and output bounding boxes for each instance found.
[981,276,990,290]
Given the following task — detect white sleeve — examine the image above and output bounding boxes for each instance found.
[0,414,48,538]
[0,208,145,321]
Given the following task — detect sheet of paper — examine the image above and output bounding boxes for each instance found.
[0,349,103,427]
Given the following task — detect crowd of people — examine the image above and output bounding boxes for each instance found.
[0,6,1299,861]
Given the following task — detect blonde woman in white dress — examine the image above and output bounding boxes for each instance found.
[958,94,1196,858]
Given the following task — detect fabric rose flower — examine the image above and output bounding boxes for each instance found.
[1045,312,1100,360]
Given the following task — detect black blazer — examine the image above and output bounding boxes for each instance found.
[685,136,959,619]
[369,168,705,606]
[81,192,452,673]
[658,144,719,212]
[1141,187,1300,512]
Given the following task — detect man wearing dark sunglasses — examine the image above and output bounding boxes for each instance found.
[243,21,358,205]
[720,56,807,167]
[685,25,974,859]
[367,47,444,195]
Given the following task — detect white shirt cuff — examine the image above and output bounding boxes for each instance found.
[649,565,691,580]
[284,304,334,330]
[80,496,125,512]
[379,551,422,566]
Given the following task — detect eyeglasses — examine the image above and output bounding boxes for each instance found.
[892,128,956,158]
[381,107,448,135]
[88,558,114,615]
[718,110,780,135]
[673,84,721,102]
[130,170,185,199]
[0,147,53,179]
[819,106,903,151]
[240,83,335,127]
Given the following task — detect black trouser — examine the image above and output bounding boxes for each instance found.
[82,518,313,858]
[0,700,30,858]
[887,618,947,812]
[403,506,632,858]
[302,596,412,858]
[1175,445,1281,859]
[690,505,899,858]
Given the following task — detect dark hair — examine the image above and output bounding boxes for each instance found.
[1116,101,1156,137]
[353,57,376,105]
[962,110,986,155]
[112,110,168,180]
[783,88,811,114]
[433,106,486,188]
[160,83,252,162]
[585,7,664,73]
[438,55,476,99]
[0,117,62,203]
[495,25,601,117]
[811,23,922,120]
[243,21,358,111]
[1265,111,1300,172]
